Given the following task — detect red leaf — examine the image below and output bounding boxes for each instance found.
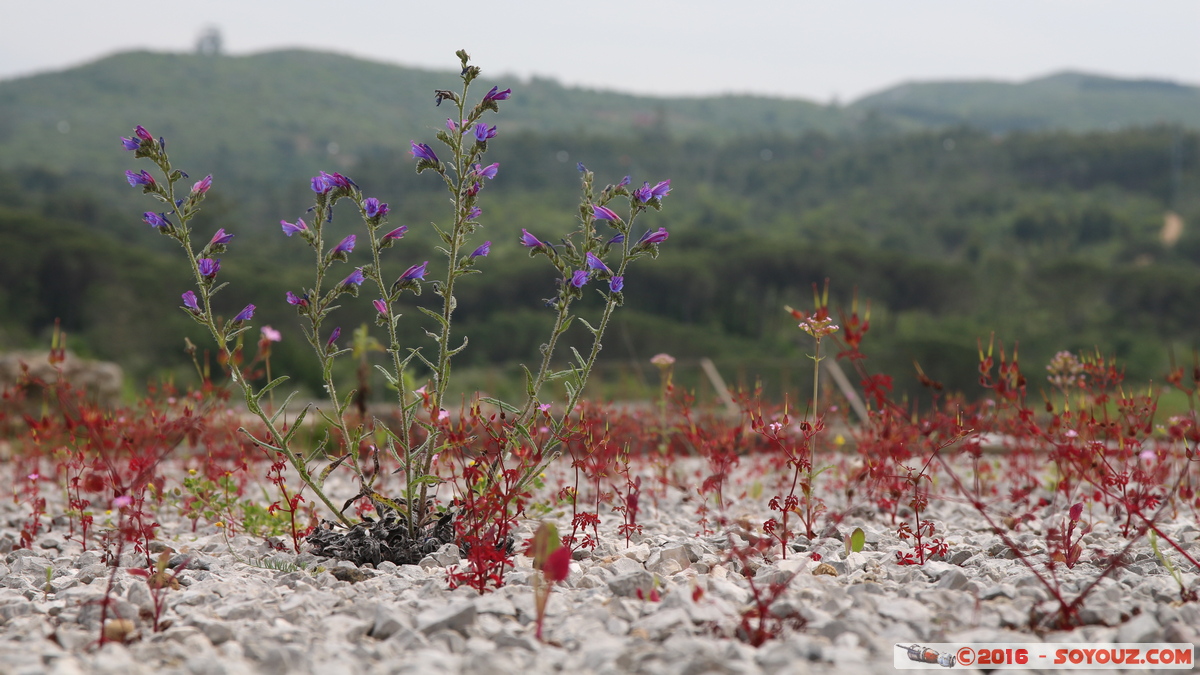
[542,546,571,583]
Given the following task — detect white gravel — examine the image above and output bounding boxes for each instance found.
[1,455,1199,674]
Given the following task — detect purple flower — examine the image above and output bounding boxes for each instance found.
[633,183,653,203]
[474,162,499,180]
[399,261,429,282]
[134,125,153,141]
[327,326,341,346]
[609,276,624,293]
[310,175,330,193]
[121,136,140,151]
[143,211,172,229]
[285,291,308,307]
[570,270,591,288]
[198,258,220,279]
[470,241,491,258]
[410,141,438,163]
[483,86,512,102]
[341,268,365,287]
[474,124,497,142]
[446,118,458,132]
[651,180,671,199]
[280,218,307,237]
[638,227,669,245]
[608,233,625,245]
[467,206,482,220]
[373,299,388,314]
[125,170,154,187]
[592,204,620,221]
[233,304,255,323]
[577,162,587,173]
[209,228,234,245]
[332,235,356,255]
[364,197,389,219]
[520,229,544,248]
[181,291,201,313]
[381,225,408,242]
[618,175,631,187]
[585,252,610,273]
[192,175,213,195]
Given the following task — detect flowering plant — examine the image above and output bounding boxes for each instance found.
[120,50,671,554]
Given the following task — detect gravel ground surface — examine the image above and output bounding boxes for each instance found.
[1,456,1199,674]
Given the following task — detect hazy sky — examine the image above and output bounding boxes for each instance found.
[3,1,1198,102]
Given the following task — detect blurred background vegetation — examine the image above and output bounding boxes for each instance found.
[1,50,1197,407]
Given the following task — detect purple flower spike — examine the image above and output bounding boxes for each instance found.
[637,227,670,245]
[483,86,512,102]
[373,299,388,314]
[332,235,356,254]
[327,327,341,346]
[470,241,491,258]
[285,291,308,307]
[198,258,220,279]
[474,162,499,180]
[364,197,389,219]
[570,270,591,288]
[520,229,544,248]
[233,304,255,323]
[121,136,140,151]
[134,125,153,141]
[143,211,171,229]
[410,141,438,163]
[192,175,212,195]
[585,252,610,273]
[474,124,497,142]
[399,261,429,282]
[125,170,154,187]
[280,218,307,237]
[182,291,201,313]
[382,225,408,242]
[467,206,482,220]
[341,268,365,287]
[609,276,624,293]
[209,228,234,245]
[592,205,621,221]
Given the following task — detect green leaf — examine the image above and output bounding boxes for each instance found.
[374,365,399,388]
[479,397,521,414]
[521,364,537,398]
[570,347,588,372]
[555,316,574,337]
[316,454,349,488]
[418,306,449,328]
[255,375,291,400]
[269,391,299,426]
[848,527,866,553]
[577,317,599,336]
[447,336,469,357]
[284,405,312,445]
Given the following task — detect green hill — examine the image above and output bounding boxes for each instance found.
[851,71,1200,133]
[0,49,849,185]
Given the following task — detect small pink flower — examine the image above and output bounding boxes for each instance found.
[538,403,552,413]
[261,325,282,342]
[112,495,133,509]
[27,473,39,481]
[435,409,449,423]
